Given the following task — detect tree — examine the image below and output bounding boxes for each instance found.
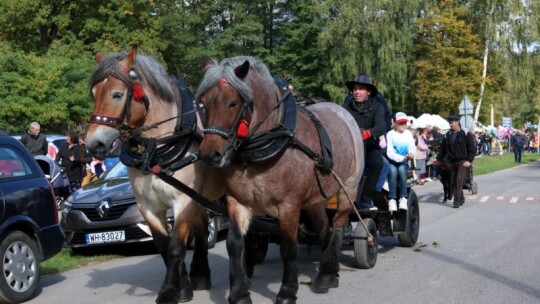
[318,0,423,111]
[412,0,483,117]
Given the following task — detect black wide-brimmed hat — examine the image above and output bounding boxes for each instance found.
[447,115,460,122]
[346,74,378,97]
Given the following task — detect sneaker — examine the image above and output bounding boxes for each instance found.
[388,199,397,212]
[359,201,378,211]
[399,197,408,211]
[425,178,433,182]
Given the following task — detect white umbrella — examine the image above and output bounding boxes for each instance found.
[413,113,433,128]
[431,114,450,130]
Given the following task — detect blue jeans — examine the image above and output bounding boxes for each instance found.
[388,161,408,199]
[376,156,389,192]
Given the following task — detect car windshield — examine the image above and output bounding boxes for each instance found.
[103,161,128,179]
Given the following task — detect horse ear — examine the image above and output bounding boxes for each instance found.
[126,48,137,69]
[201,56,215,70]
[95,52,104,63]
[234,60,250,79]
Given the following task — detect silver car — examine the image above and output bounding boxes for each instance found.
[61,162,227,252]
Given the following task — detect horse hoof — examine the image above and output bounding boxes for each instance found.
[276,296,297,304]
[191,276,211,290]
[314,273,339,289]
[156,287,179,304]
[231,295,252,304]
[177,288,194,303]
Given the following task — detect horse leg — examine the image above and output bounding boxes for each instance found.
[226,199,252,304]
[244,228,258,278]
[189,211,212,290]
[275,213,300,304]
[315,191,349,289]
[158,225,193,303]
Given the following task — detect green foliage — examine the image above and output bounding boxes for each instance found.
[412,0,483,118]
[318,0,423,109]
[0,0,538,129]
[0,49,94,133]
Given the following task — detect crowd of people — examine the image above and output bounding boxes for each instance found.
[342,70,540,211]
[20,122,108,192]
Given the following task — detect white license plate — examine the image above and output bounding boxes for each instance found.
[85,230,125,244]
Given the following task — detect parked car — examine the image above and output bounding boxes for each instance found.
[0,134,64,303]
[61,161,228,251]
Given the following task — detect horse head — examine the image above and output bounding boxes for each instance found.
[196,58,254,167]
[86,48,175,160]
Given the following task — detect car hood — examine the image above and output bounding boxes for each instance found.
[70,178,133,204]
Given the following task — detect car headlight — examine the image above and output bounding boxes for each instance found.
[61,196,73,214]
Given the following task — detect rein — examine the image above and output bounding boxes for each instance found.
[90,69,198,174]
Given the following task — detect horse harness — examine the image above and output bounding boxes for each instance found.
[90,71,199,175]
[201,77,334,196]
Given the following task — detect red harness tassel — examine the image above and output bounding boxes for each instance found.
[132,83,145,101]
[236,119,249,138]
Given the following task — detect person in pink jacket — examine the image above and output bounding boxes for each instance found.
[415,127,430,184]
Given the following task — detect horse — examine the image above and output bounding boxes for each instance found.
[195,56,364,303]
[85,48,225,303]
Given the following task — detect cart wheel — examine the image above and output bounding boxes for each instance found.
[398,190,420,247]
[354,218,378,269]
[472,182,478,195]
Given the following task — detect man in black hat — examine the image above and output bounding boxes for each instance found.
[343,74,386,211]
[436,115,476,208]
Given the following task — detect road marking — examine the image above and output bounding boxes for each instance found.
[510,197,518,204]
[496,196,504,200]
[480,196,489,202]
[526,197,534,201]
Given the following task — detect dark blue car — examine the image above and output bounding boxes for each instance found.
[0,134,64,303]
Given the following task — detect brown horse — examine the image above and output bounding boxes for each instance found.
[196,56,364,303]
[85,49,224,303]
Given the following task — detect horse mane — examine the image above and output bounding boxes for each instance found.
[88,51,176,103]
[195,56,274,104]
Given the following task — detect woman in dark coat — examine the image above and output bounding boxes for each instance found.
[55,131,84,192]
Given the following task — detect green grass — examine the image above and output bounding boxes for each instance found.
[41,249,121,275]
[41,243,157,275]
[473,152,540,175]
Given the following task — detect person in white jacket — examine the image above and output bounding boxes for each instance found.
[386,112,416,212]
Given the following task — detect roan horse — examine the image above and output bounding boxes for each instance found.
[85,49,224,303]
[196,56,364,303]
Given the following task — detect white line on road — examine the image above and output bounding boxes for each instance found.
[510,197,518,203]
[480,196,489,202]
[496,196,504,200]
[526,197,534,201]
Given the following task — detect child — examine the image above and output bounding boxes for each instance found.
[90,157,107,180]
[386,112,416,212]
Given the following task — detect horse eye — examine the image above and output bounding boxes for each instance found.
[227,101,237,109]
[112,91,124,100]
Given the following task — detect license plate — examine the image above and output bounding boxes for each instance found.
[85,230,125,244]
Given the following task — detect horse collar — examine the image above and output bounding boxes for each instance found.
[120,77,198,174]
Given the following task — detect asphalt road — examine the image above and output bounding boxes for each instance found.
[29,161,540,304]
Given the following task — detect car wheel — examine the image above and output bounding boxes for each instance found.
[188,217,218,249]
[0,231,41,303]
[207,217,218,249]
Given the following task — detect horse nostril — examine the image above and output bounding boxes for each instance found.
[200,150,222,166]
[90,142,108,159]
[210,150,222,163]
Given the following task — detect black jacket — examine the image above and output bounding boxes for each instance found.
[438,129,476,163]
[20,132,48,156]
[342,96,386,151]
[55,143,84,182]
[511,134,526,148]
